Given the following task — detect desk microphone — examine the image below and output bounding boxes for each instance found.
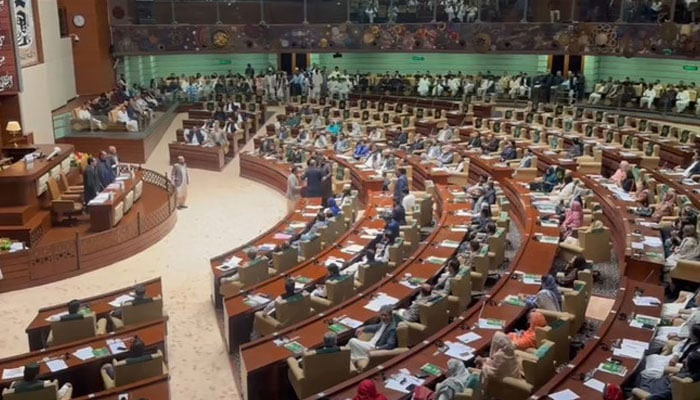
[46,146,61,161]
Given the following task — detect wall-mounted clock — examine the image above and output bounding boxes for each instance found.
[73,14,86,28]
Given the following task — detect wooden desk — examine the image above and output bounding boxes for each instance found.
[72,374,169,400]
[25,278,162,351]
[87,171,143,232]
[167,142,225,172]
[238,185,467,400]
[322,160,559,399]
[2,319,167,398]
[222,192,387,351]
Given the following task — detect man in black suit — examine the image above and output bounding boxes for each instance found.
[83,157,103,204]
[302,158,325,198]
[500,140,518,161]
[186,126,205,145]
[681,151,700,177]
[97,151,115,188]
[347,304,398,363]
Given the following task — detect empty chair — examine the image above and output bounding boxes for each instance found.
[47,179,83,224]
[447,270,474,317]
[559,221,611,263]
[534,310,571,366]
[299,235,322,260]
[134,180,144,201]
[101,350,166,390]
[287,348,357,399]
[516,340,556,390]
[354,262,388,291]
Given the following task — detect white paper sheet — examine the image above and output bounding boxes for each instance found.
[456,332,482,344]
[584,378,606,393]
[109,294,135,308]
[45,311,69,322]
[364,293,399,312]
[633,296,661,307]
[1,366,24,380]
[643,236,663,247]
[72,346,95,361]
[46,359,68,372]
[548,389,580,400]
[338,317,363,329]
[107,338,128,355]
[444,341,475,361]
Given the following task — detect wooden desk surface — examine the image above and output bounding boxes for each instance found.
[223,192,389,350]
[0,144,73,182]
[239,184,474,399]
[87,171,144,232]
[1,319,167,397]
[25,278,162,351]
[72,374,169,400]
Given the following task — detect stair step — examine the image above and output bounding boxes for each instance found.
[0,210,51,246]
[0,205,38,225]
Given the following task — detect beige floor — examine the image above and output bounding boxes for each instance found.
[0,112,285,399]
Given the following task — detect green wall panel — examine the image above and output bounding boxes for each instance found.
[590,56,700,86]
[312,53,543,76]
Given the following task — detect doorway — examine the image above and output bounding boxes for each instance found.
[278,53,310,75]
[548,55,585,77]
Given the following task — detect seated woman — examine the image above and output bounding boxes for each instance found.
[652,189,677,223]
[560,201,584,239]
[507,310,547,350]
[610,160,631,186]
[665,224,700,277]
[540,166,560,193]
[523,275,563,312]
[353,379,388,400]
[552,173,577,205]
[635,179,651,207]
[475,331,522,387]
[414,359,476,400]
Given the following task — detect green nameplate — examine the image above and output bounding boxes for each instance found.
[408,277,427,285]
[328,323,349,334]
[599,361,627,376]
[283,341,305,354]
[504,295,526,307]
[425,256,447,265]
[421,363,442,376]
[79,307,92,316]
[93,347,110,358]
[295,276,312,284]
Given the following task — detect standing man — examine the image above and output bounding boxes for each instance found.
[171,155,189,209]
[303,159,324,199]
[83,157,103,204]
[394,167,409,205]
[286,166,302,213]
[97,151,115,188]
[245,64,255,79]
[107,146,119,175]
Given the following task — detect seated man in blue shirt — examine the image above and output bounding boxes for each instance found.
[353,139,370,160]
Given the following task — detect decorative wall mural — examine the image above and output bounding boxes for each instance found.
[111,23,700,59]
[12,0,39,67]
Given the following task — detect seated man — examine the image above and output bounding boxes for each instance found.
[500,140,518,161]
[261,278,303,318]
[519,148,536,168]
[185,126,206,145]
[434,258,461,295]
[347,305,398,362]
[50,299,107,338]
[110,284,161,329]
[317,332,341,354]
[482,134,499,153]
[353,139,370,160]
[334,134,350,153]
[76,103,105,129]
[396,284,444,322]
[8,363,72,400]
[438,146,455,167]
[422,140,441,161]
[301,212,329,241]
[310,263,345,298]
[344,249,383,278]
[392,127,408,148]
[100,337,160,389]
[364,145,383,170]
[116,103,138,132]
[633,349,700,400]
[437,127,454,143]
[219,247,264,284]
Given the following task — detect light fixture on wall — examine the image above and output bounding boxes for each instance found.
[6,120,22,147]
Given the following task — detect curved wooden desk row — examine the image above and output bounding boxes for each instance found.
[24,278,163,351]
[237,182,475,400]
[0,167,177,294]
[321,153,558,399]
[0,319,168,399]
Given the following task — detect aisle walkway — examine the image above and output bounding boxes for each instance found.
[0,112,285,399]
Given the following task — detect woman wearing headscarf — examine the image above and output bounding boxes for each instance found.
[475,331,522,387]
[560,201,584,239]
[507,311,548,350]
[353,379,388,400]
[652,189,676,222]
[665,224,700,272]
[603,383,624,400]
[326,197,341,217]
[542,166,559,193]
[610,160,630,186]
[635,179,651,207]
[525,275,563,312]
[433,359,474,400]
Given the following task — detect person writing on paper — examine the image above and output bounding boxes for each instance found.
[261,278,303,318]
[171,155,189,209]
[474,331,522,387]
[83,157,103,204]
[507,310,547,350]
[522,275,563,312]
[347,305,398,362]
[9,363,73,400]
[557,255,590,288]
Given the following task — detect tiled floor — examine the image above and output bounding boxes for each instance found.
[0,112,284,399]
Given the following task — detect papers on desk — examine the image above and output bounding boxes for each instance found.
[258,243,276,252]
[302,213,318,218]
[107,338,128,355]
[324,257,346,267]
[305,205,323,210]
[456,331,482,345]
[633,296,661,307]
[643,236,663,248]
[536,235,560,245]
[385,369,425,394]
[341,244,365,255]
[289,221,307,229]
[363,228,383,237]
[478,318,505,330]
[109,294,135,308]
[425,256,447,265]
[639,221,657,228]
[45,311,69,322]
[45,359,68,372]
[243,294,271,307]
[273,233,292,240]
[548,389,580,400]
[439,240,461,249]
[72,346,95,361]
[2,366,24,380]
[9,242,24,252]
[540,220,559,228]
[656,326,682,343]
[630,314,661,329]
[443,341,475,361]
[631,242,645,250]
[584,378,606,393]
[364,293,399,312]
[283,341,305,354]
[450,225,471,232]
[88,193,110,205]
[521,273,542,285]
[217,256,241,271]
[455,210,475,217]
[613,338,649,359]
[503,294,527,307]
[338,317,363,329]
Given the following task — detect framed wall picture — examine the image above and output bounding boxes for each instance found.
[13,0,42,67]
